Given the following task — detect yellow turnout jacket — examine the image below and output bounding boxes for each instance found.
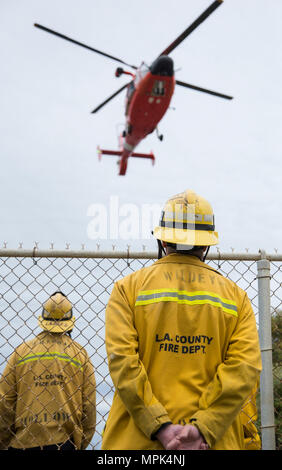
[102,254,262,450]
[0,331,96,449]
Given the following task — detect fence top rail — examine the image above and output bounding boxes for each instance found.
[0,249,281,261]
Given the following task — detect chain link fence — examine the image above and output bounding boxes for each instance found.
[0,248,281,450]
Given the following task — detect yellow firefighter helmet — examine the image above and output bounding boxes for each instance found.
[38,291,75,333]
[153,189,219,247]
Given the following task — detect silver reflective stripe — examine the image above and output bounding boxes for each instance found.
[160,221,214,231]
[135,290,238,316]
[42,308,73,320]
[16,352,83,369]
[161,212,214,225]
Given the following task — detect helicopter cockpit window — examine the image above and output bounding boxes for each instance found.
[127,81,135,100]
[152,80,165,96]
[125,81,136,114]
[134,63,149,85]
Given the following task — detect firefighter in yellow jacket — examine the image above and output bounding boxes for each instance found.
[0,291,96,450]
[102,189,262,450]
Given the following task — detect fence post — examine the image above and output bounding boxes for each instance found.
[257,257,276,449]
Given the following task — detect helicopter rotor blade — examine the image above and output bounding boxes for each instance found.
[176,79,233,100]
[34,23,138,69]
[91,82,131,113]
[159,0,223,56]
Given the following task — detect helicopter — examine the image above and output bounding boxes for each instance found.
[34,0,233,176]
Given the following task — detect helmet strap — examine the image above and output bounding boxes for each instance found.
[202,246,210,262]
[157,239,166,259]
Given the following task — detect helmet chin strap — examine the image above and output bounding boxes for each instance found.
[151,231,166,259]
[157,239,166,259]
[202,246,210,262]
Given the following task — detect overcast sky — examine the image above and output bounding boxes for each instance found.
[1,0,281,254]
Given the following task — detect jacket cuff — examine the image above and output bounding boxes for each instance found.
[189,414,217,448]
[151,421,173,441]
[137,403,171,440]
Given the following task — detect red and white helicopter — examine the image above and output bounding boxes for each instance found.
[34,0,232,175]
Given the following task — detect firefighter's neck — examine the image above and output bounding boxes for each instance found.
[163,243,207,261]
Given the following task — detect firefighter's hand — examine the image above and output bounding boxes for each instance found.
[155,424,184,449]
[166,424,208,450]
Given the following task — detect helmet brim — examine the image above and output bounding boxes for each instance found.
[38,316,75,333]
[153,226,219,246]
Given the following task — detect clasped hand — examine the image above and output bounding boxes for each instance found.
[156,423,208,451]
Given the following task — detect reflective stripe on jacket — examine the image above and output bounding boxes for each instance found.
[102,254,262,450]
[0,331,96,449]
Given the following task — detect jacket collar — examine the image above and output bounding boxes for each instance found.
[154,253,221,275]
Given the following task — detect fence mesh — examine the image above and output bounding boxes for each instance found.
[0,251,281,449]
[270,261,282,450]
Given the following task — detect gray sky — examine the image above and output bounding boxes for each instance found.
[1,0,281,253]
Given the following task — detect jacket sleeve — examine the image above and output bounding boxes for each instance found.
[81,353,96,450]
[105,280,171,440]
[190,292,262,448]
[0,353,17,449]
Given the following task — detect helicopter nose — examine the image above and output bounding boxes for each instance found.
[150,56,174,76]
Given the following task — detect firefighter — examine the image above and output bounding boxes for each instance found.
[102,189,262,450]
[0,291,96,450]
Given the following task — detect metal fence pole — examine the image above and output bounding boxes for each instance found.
[257,258,276,449]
